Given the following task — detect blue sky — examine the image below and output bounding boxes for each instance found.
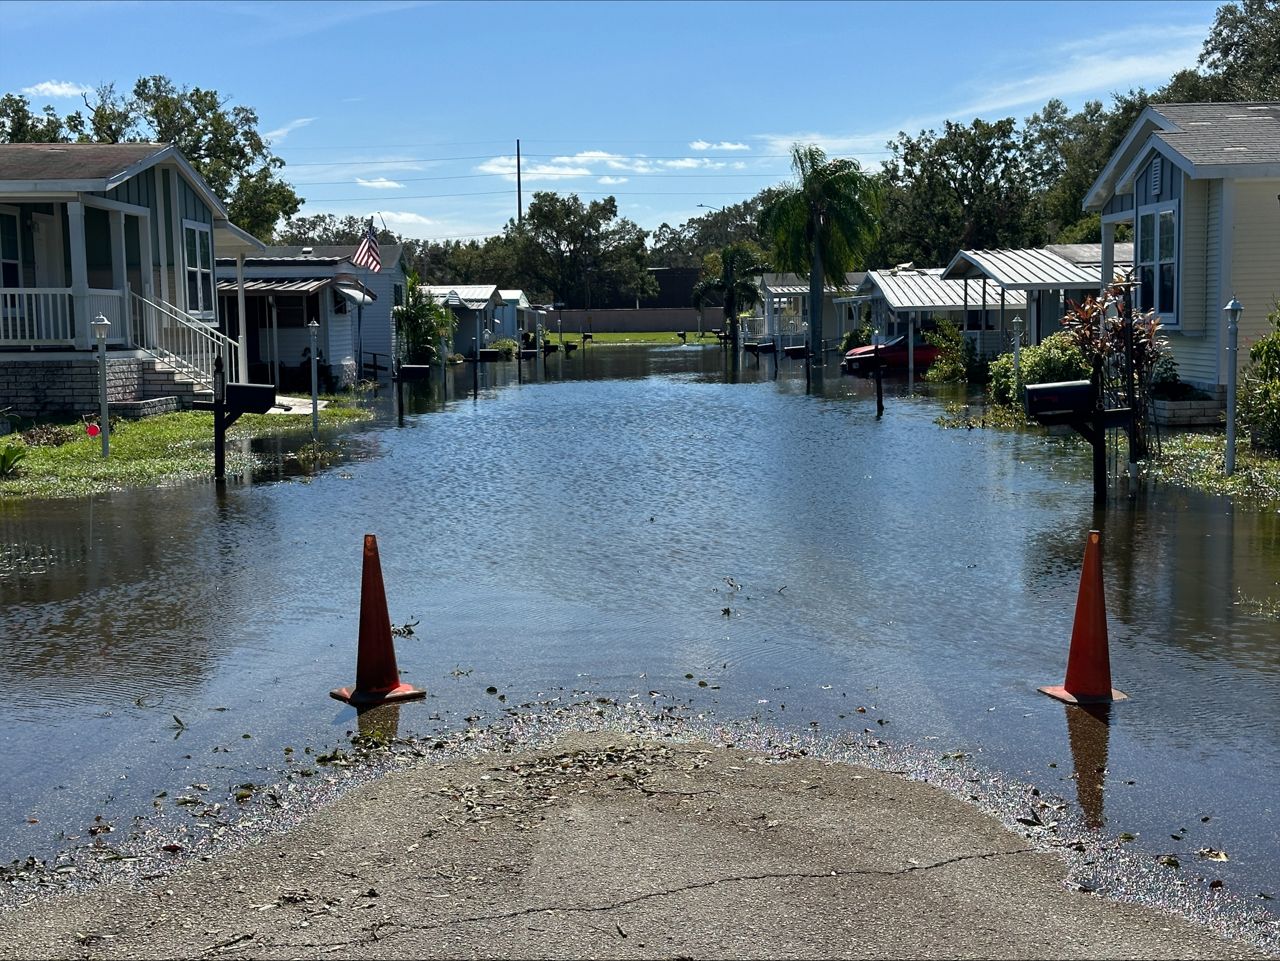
[3,0,1219,240]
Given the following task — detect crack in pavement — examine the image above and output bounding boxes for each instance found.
[258,846,1036,953]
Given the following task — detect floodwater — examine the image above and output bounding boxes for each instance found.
[1,345,1278,908]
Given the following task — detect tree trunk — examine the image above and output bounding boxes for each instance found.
[809,232,824,366]
[726,290,740,369]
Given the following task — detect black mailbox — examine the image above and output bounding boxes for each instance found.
[226,383,277,415]
[783,344,810,359]
[398,364,431,382]
[1024,380,1093,425]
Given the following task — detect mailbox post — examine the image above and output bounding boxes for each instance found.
[1025,372,1131,505]
[194,356,279,483]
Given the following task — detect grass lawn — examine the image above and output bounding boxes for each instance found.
[0,397,371,500]
[559,331,724,346]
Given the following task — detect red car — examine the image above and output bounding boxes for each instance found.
[842,336,941,376]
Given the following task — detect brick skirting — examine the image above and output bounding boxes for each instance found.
[0,353,201,419]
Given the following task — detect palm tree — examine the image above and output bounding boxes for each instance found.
[691,243,769,358]
[760,144,880,363]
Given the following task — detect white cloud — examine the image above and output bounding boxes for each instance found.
[378,211,435,228]
[21,80,92,99]
[477,155,592,181]
[355,177,404,189]
[690,140,750,151]
[599,176,628,185]
[265,117,316,142]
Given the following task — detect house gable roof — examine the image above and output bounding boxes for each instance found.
[423,284,504,310]
[0,142,231,220]
[260,244,406,269]
[1085,102,1280,211]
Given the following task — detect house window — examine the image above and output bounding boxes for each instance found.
[183,221,214,319]
[394,283,404,307]
[1136,202,1177,320]
[0,210,20,288]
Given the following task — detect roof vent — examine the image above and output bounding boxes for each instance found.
[1150,159,1161,198]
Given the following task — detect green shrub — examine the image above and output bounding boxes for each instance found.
[489,337,518,360]
[1239,302,1280,453]
[923,319,971,383]
[840,324,873,353]
[987,332,1090,407]
[1151,355,1210,401]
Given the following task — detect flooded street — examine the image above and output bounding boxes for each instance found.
[2,345,1278,911]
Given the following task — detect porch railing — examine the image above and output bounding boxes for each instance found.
[129,291,240,388]
[0,287,127,348]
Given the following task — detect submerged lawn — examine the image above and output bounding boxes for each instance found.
[0,400,371,500]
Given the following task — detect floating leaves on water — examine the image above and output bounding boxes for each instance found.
[170,715,186,730]
[1197,848,1229,861]
[1118,832,1136,843]
[721,607,731,616]
[1159,855,1181,869]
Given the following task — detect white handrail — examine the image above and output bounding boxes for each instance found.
[129,291,240,387]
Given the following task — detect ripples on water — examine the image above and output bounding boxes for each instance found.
[1,346,1278,902]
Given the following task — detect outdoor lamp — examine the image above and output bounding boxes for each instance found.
[1224,296,1243,476]
[91,314,110,458]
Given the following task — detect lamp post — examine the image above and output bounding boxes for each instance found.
[91,313,110,458]
[555,302,564,349]
[308,319,320,441]
[1224,296,1243,476]
[697,203,724,213]
[1011,315,1024,393]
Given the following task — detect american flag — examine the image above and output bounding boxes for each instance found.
[352,218,381,272]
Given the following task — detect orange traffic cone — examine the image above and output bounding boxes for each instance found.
[330,534,426,708]
[1038,530,1128,705]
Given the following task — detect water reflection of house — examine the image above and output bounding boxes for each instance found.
[213,253,377,391]
[940,244,1134,345]
[840,265,1025,357]
[0,142,264,417]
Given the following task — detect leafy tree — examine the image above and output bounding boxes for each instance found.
[510,193,656,307]
[394,269,456,364]
[1197,0,1280,99]
[275,213,398,247]
[760,144,879,361]
[0,77,301,241]
[691,242,769,356]
[649,189,782,268]
[882,118,1041,266]
[0,94,66,142]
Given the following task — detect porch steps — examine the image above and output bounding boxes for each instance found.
[139,360,213,410]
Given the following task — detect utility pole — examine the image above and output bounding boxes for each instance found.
[516,139,522,225]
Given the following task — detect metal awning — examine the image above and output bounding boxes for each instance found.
[335,285,375,306]
[215,277,331,295]
[215,276,377,299]
[940,248,1105,291]
[859,268,1018,311]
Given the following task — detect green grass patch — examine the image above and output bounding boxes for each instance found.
[0,398,372,500]
[559,331,717,346]
[1142,432,1280,503]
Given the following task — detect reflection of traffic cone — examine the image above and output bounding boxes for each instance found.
[330,535,425,708]
[1039,530,1128,704]
[1065,703,1111,830]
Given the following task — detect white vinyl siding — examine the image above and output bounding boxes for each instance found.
[1168,177,1217,385]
